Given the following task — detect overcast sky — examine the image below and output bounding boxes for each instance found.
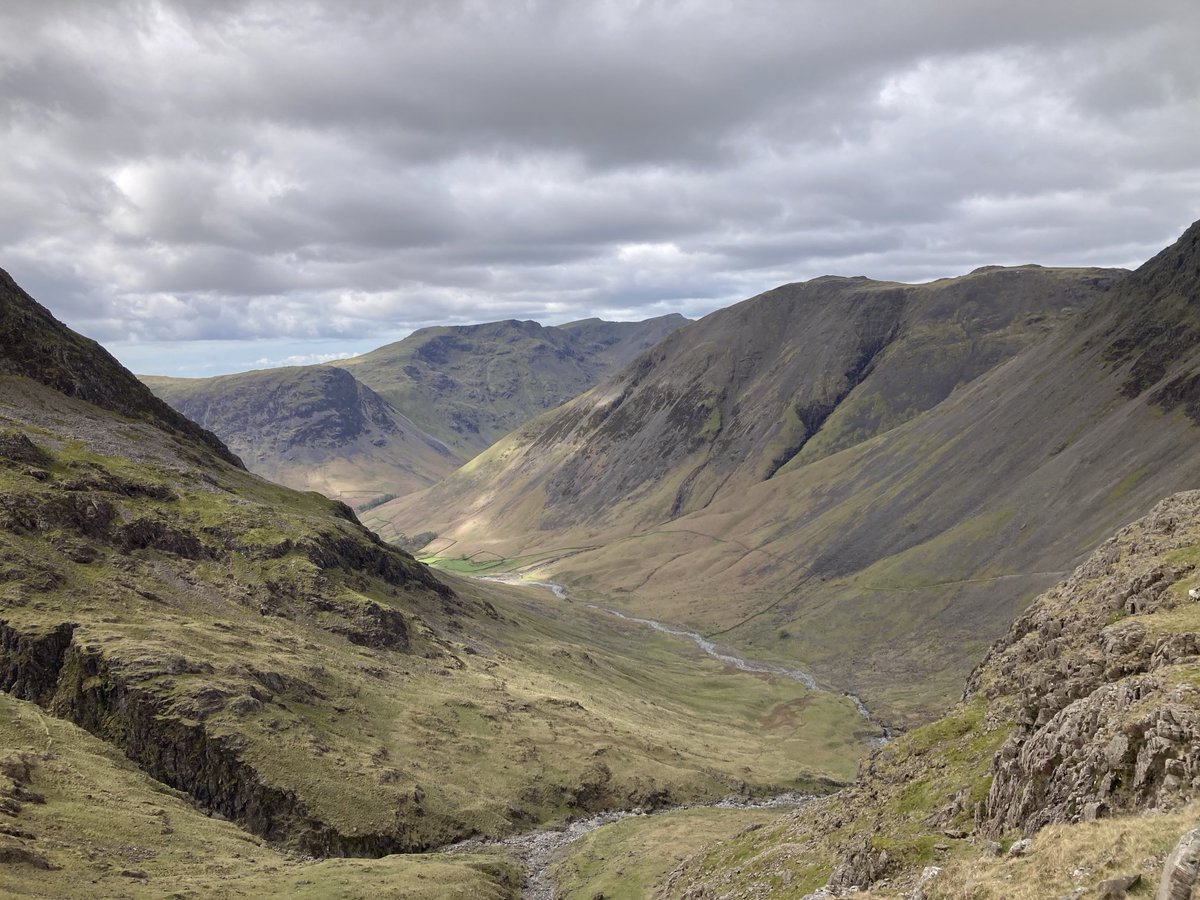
[2,0,1198,376]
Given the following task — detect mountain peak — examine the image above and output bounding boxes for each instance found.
[1131,217,1200,290]
[0,269,242,468]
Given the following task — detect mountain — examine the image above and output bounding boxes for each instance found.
[141,313,689,506]
[142,366,458,507]
[379,231,1200,724]
[333,313,690,456]
[0,271,857,893]
[658,489,1200,898]
[0,270,241,469]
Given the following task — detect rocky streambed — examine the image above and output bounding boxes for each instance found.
[444,793,815,900]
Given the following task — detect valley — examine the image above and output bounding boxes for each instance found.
[4,220,1200,898]
[143,315,690,509]
[0,271,863,897]
[377,233,1200,727]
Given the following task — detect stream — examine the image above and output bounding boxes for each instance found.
[467,574,889,897]
[443,792,815,900]
[589,604,892,739]
[482,573,893,737]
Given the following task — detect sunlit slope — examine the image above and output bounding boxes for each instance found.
[661,488,1200,898]
[0,269,867,889]
[381,224,1200,722]
[378,265,1117,551]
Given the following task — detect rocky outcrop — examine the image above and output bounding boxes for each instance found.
[982,676,1200,836]
[1156,828,1200,900]
[0,622,75,707]
[0,268,241,468]
[0,618,458,856]
[826,834,892,890]
[964,492,1200,837]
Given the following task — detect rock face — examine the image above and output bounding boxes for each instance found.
[967,492,1200,837]
[143,366,458,504]
[1157,828,1200,900]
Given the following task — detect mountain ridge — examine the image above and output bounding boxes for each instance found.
[143,365,458,506]
[0,268,242,469]
[333,312,691,454]
[143,312,691,503]
[378,227,1200,724]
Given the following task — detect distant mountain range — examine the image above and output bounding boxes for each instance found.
[380,222,1200,724]
[142,314,689,506]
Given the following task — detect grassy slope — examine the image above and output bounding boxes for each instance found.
[0,276,877,892]
[0,692,519,899]
[0,379,868,853]
[378,233,1200,724]
[651,489,1200,898]
[373,266,1128,722]
[550,806,788,899]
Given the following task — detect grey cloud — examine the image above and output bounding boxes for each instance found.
[0,0,1198,371]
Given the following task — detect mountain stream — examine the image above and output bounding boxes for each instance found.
[443,792,815,900]
[481,573,888,736]
[470,574,889,897]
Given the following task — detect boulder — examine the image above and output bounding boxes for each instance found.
[1156,828,1200,900]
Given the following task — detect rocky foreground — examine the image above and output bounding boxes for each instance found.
[662,490,1200,898]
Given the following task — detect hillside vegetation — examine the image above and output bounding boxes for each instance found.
[0,271,863,893]
[377,256,1173,722]
[654,489,1200,898]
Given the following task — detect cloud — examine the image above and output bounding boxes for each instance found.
[0,0,1198,374]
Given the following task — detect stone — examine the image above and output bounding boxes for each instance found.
[909,865,941,900]
[1156,828,1200,900]
[1008,838,1031,857]
[1096,873,1140,899]
[0,844,52,869]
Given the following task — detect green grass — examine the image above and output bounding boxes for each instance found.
[0,692,520,899]
[0,389,872,873]
[551,807,790,899]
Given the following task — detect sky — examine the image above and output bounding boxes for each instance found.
[2,0,1199,377]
